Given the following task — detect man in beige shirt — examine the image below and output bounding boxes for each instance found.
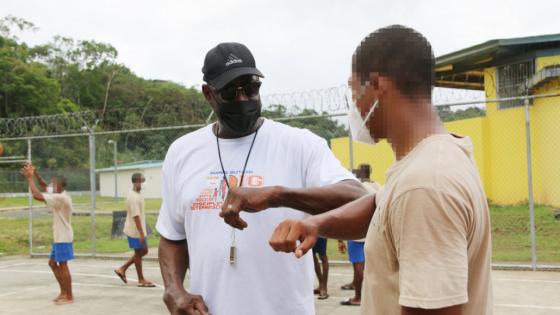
[114,173,155,287]
[21,162,75,305]
[338,163,379,307]
[269,25,492,315]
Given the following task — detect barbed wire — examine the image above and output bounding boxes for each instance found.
[261,86,351,114]
[1,60,559,140]
[0,111,96,138]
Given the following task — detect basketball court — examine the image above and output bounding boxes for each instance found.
[1,255,559,314]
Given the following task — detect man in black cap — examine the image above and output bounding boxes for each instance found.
[156,42,366,315]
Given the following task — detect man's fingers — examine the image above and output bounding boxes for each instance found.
[295,234,317,258]
[269,221,293,252]
[283,225,304,253]
[224,215,245,230]
[221,199,249,229]
[193,302,209,315]
[193,296,209,315]
[227,216,248,230]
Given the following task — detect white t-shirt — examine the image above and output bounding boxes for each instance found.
[124,190,147,238]
[156,119,355,315]
[43,191,74,243]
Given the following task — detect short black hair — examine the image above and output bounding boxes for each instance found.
[359,163,371,176]
[352,25,435,98]
[53,175,67,189]
[131,173,144,183]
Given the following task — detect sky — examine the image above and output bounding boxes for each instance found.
[1,0,558,96]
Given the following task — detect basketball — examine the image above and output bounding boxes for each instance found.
[0,143,4,156]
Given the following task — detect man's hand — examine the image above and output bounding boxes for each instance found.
[338,240,347,254]
[269,219,319,258]
[140,235,146,246]
[219,186,278,230]
[20,162,35,180]
[163,289,210,315]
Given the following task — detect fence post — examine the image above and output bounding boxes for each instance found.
[345,95,354,171]
[27,138,32,257]
[524,95,537,271]
[88,128,97,256]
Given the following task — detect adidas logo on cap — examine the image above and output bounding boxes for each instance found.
[225,53,243,67]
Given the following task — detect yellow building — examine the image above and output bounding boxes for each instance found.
[332,34,560,206]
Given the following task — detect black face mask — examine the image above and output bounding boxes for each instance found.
[216,100,261,136]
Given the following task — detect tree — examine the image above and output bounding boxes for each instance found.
[436,105,486,122]
[0,36,61,117]
[262,105,347,143]
[0,15,37,40]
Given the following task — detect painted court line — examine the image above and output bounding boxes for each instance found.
[7,261,162,271]
[328,272,354,277]
[494,278,560,284]
[73,282,163,290]
[0,269,164,288]
[495,303,560,311]
[0,285,47,298]
[0,263,34,269]
[70,262,161,271]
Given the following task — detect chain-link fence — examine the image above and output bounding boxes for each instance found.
[1,71,560,268]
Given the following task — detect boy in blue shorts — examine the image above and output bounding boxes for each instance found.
[340,164,378,306]
[312,237,329,299]
[21,162,74,305]
[114,173,155,287]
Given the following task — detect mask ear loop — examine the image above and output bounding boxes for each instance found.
[361,100,379,127]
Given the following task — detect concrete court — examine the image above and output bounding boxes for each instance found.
[1,256,560,315]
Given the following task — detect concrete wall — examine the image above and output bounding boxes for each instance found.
[99,166,162,199]
[332,57,560,206]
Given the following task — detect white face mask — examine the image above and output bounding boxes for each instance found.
[349,99,378,144]
[46,184,54,194]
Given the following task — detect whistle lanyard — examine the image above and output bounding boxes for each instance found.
[216,124,259,265]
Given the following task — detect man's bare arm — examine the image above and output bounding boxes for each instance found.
[133,216,145,243]
[34,168,48,190]
[27,178,45,202]
[221,180,368,230]
[159,236,208,315]
[273,180,367,214]
[269,194,376,257]
[159,236,189,292]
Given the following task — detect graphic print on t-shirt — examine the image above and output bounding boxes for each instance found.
[191,170,264,211]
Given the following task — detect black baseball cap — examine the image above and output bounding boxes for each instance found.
[202,42,264,90]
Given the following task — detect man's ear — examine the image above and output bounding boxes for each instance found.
[367,72,379,90]
[368,72,391,99]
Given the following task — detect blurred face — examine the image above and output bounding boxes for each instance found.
[133,177,144,191]
[349,72,387,142]
[50,178,63,193]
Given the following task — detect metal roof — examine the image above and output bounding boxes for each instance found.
[96,160,163,173]
[435,33,560,90]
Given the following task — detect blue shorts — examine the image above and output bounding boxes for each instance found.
[50,242,74,263]
[348,240,365,263]
[312,237,327,257]
[127,236,147,249]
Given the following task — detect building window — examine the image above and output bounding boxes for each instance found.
[497,60,534,109]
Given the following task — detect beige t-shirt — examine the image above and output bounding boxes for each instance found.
[43,191,74,243]
[362,134,493,315]
[123,190,147,238]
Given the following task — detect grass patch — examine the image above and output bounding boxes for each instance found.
[0,213,160,256]
[326,204,560,263]
[1,203,559,263]
[0,195,162,212]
